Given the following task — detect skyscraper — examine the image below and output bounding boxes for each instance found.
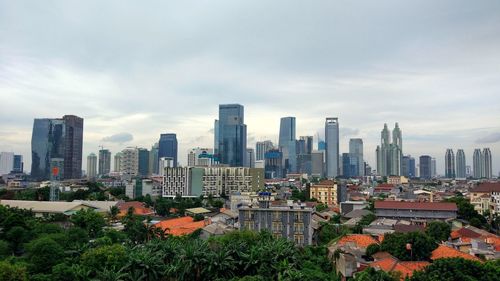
[445,149,455,178]
[342,153,356,178]
[456,149,466,178]
[114,152,123,173]
[87,153,97,180]
[325,117,339,178]
[264,149,283,179]
[298,136,313,155]
[98,149,111,176]
[159,133,178,167]
[0,152,14,175]
[419,155,432,179]
[217,104,247,167]
[13,155,23,173]
[402,155,416,178]
[138,148,150,176]
[376,123,403,176]
[149,143,159,175]
[431,158,437,177]
[255,140,274,161]
[473,149,483,179]
[483,148,492,179]
[279,117,297,174]
[246,148,255,168]
[30,115,83,180]
[120,147,139,178]
[214,119,219,156]
[349,138,364,177]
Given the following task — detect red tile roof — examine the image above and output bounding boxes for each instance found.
[317,180,336,186]
[374,201,458,211]
[377,184,395,188]
[117,201,154,216]
[154,216,207,236]
[337,234,379,248]
[431,244,480,261]
[370,257,429,280]
[451,228,482,240]
[470,183,500,193]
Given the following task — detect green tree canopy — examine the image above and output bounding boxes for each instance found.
[410,258,500,281]
[425,221,451,243]
[380,232,437,261]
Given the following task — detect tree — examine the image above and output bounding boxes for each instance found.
[154,197,171,217]
[410,258,500,281]
[366,244,381,258]
[0,261,27,281]
[354,267,398,281]
[0,240,9,258]
[193,214,205,222]
[25,237,65,273]
[80,244,128,274]
[318,223,350,245]
[5,226,31,254]
[380,232,437,261]
[212,199,224,209]
[70,208,106,238]
[316,203,328,212]
[425,221,451,242]
[109,206,119,222]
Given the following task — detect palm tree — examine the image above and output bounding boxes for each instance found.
[109,206,119,223]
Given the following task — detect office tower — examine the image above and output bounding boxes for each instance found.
[349,138,363,176]
[483,148,492,179]
[98,149,111,176]
[138,148,150,176]
[187,148,215,167]
[311,151,324,177]
[264,149,283,179]
[114,152,123,172]
[409,157,416,178]
[456,149,466,178]
[365,163,372,176]
[376,123,403,176]
[402,155,416,178]
[342,153,356,178]
[149,142,159,175]
[429,161,434,177]
[279,117,297,174]
[419,155,432,179]
[159,157,175,176]
[120,147,139,178]
[325,118,339,178]
[298,136,313,155]
[466,165,472,177]
[445,149,455,178]
[245,148,255,168]
[255,140,274,161]
[214,119,219,156]
[217,104,247,167]
[0,152,14,175]
[13,155,23,173]
[318,140,326,151]
[31,115,84,180]
[473,149,483,178]
[159,133,178,167]
[87,153,97,180]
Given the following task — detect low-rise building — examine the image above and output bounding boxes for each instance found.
[309,180,337,205]
[469,182,500,215]
[238,193,313,246]
[374,201,458,220]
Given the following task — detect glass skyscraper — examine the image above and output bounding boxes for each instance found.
[217,104,247,167]
[445,149,455,178]
[456,149,466,178]
[98,149,111,176]
[325,117,339,178]
[159,133,178,167]
[419,155,432,179]
[31,115,83,181]
[349,138,363,177]
[279,117,297,174]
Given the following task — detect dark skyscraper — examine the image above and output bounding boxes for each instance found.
[159,134,178,167]
[31,115,83,181]
[98,149,111,176]
[445,148,455,178]
[13,155,23,173]
[217,104,247,167]
[279,117,297,174]
[419,155,432,179]
[402,155,415,178]
[138,148,150,176]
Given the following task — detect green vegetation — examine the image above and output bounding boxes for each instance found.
[354,267,398,281]
[380,232,437,261]
[352,213,376,233]
[425,221,451,243]
[446,196,487,228]
[410,258,500,281]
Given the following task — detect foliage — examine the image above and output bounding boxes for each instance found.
[0,240,10,258]
[315,203,329,212]
[0,261,28,281]
[318,223,350,245]
[425,221,451,242]
[193,214,205,221]
[70,208,106,238]
[446,197,487,228]
[410,258,500,281]
[80,244,128,275]
[291,188,307,202]
[380,232,437,261]
[354,267,398,281]
[366,244,381,258]
[25,237,65,273]
[352,213,376,233]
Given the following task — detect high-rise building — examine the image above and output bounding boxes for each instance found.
[87,153,97,180]
[445,149,455,178]
[98,149,111,176]
[341,153,356,178]
[311,151,324,177]
[114,152,123,173]
[349,138,363,177]
[456,149,466,178]
[246,148,255,168]
[0,152,14,175]
[298,136,313,155]
[264,149,283,179]
[159,133,178,167]
[149,143,159,175]
[279,117,297,175]
[255,140,274,161]
[376,123,403,176]
[217,104,247,167]
[318,140,326,151]
[325,118,339,178]
[30,115,83,180]
[120,147,139,178]
[483,148,492,179]
[187,148,215,167]
[138,148,150,176]
[159,157,175,176]
[214,119,219,156]
[402,155,416,178]
[13,155,23,173]
[431,158,437,177]
[419,155,432,179]
[473,149,483,179]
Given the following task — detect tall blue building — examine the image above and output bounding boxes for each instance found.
[325,117,339,178]
[217,104,247,167]
[342,153,356,178]
[138,148,150,176]
[264,149,283,179]
[279,117,297,175]
[31,115,83,181]
[159,134,178,167]
[13,155,23,173]
[419,155,432,179]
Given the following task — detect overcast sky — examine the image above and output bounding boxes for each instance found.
[1,0,500,175]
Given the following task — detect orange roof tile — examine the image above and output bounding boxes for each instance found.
[338,234,378,248]
[117,201,154,217]
[431,244,480,262]
[370,257,429,280]
[154,216,207,236]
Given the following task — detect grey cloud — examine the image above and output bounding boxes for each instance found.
[476,132,500,144]
[102,132,133,143]
[340,128,360,137]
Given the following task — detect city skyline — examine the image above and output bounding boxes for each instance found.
[1,1,500,175]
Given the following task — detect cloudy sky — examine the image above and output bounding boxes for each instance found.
[1,0,499,175]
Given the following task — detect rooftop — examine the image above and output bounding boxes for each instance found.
[154,216,207,236]
[337,234,379,248]
[470,182,500,193]
[185,207,212,214]
[431,244,481,261]
[374,201,458,211]
[117,201,154,216]
[0,200,98,214]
